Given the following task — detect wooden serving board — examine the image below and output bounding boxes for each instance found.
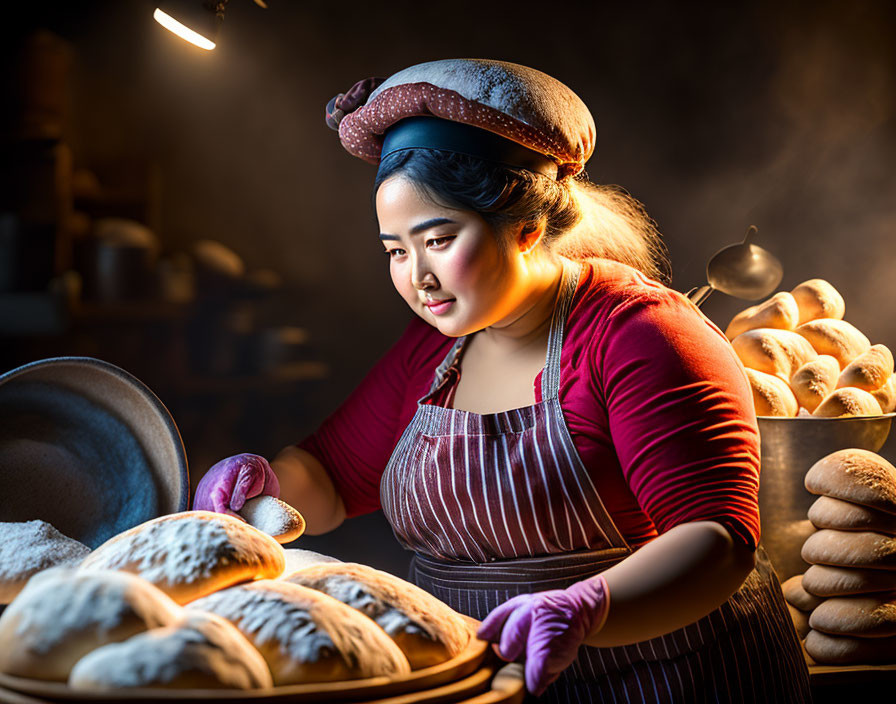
[0,633,489,704]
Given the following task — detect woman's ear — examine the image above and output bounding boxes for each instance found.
[516,219,548,254]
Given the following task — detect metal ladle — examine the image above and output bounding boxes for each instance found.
[686,225,783,308]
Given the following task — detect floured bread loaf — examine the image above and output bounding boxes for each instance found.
[809,595,896,637]
[837,344,894,392]
[790,279,845,326]
[284,562,471,669]
[725,292,799,340]
[731,328,817,380]
[804,629,896,664]
[873,374,896,414]
[813,387,882,417]
[746,368,798,417]
[0,569,181,681]
[187,580,411,684]
[796,318,870,369]
[0,520,90,604]
[808,496,896,535]
[79,511,286,604]
[281,549,342,575]
[802,564,896,597]
[238,496,306,544]
[68,611,272,690]
[804,449,896,514]
[781,574,824,611]
[790,356,840,413]
[787,603,811,639]
[801,529,896,570]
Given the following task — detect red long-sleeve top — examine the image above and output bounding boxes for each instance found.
[299,259,761,550]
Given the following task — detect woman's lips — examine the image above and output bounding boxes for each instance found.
[424,298,455,315]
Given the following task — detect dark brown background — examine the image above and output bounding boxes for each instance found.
[2,0,895,574]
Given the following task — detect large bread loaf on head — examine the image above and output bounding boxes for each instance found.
[801,529,896,570]
[796,318,870,369]
[725,292,799,340]
[283,562,471,669]
[68,611,272,690]
[781,574,824,611]
[790,356,840,413]
[745,368,798,417]
[790,279,845,326]
[731,328,817,380]
[0,568,181,681]
[804,629,896,664]
[802,564,896,597]
[808,496,896,535]
[804,449,896,514]
[187,580,411,685]
[0,520,90,604]
[837,344,894,392]
[809,595,896,638]
[79,511,286,604]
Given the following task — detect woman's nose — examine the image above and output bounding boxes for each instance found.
[411,259,438,290]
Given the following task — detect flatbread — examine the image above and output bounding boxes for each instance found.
[804,629,896,664]
[781,574,824,612]
[804,449,896,515]
[802,564,896,597]
[801,529,896,570]
[808,496,896,535]
[809,594,896,638]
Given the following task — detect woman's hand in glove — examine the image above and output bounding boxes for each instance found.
[192,453,281,517]
[476,574,609,696]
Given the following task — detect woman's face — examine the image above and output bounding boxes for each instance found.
[376,176,530,337]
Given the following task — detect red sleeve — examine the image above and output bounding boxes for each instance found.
[594,289,761,549]
[297,317,453,518]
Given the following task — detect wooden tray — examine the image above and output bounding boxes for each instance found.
[0,631,490,704]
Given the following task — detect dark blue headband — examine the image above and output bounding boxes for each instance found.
[377,116,559,179]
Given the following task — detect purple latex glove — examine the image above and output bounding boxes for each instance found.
[476,574,609,696]
[192,453,281,517]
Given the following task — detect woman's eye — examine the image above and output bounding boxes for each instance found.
[384,248,406,258]
[427,236,455,248]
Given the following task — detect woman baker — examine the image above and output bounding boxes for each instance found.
[194,59,811,701]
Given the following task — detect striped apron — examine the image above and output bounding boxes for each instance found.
[381,261,811,702]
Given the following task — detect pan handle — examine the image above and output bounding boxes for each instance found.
[686,284,714,308]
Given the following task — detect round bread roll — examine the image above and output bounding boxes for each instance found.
[808,496,896,535]
[786,603,811,640]
[801,530,896,570]
[795,318,871,369]
[731,328,817,380]
[809,595,896,638]
[0,520,90,604]
[804,449,896,514]
[725,292,800,340]
[781,574,824,612]
[0,568,181,681]
[68,611,272,690]
[187,580,411,685]
[837,344,894,392]
[79,511,286,604]
[813,387,883,417]
[802,564,896,597]
[804,628,896,664]
[281,549,342,576]
[745,368,798,417]
[872,373,896,414]
[790,355,840,413]
[790,279,845,326]
[283,562,471,670]
[238,496,306,544]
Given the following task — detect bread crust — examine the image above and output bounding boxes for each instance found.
[187,580,411,685]
[802,564,896,597]
[804,450,896,514]
[837,345,894,392]
[725,292,799,340]
[79,511,286,604]
[790,279,845,326]
[801,529,896,570]
[745,368,798,417]
[808,496,896,535]
[283,562,471,669]
[809,595,896,638]
[804,629,896,664]
[731,328,817,380]
[781,574,824,611]
[790,356,840,413]
[795,318,870,369]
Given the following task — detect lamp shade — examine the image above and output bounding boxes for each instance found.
[154,1,226,50]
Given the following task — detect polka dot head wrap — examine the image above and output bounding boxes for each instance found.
[325,59,596,179]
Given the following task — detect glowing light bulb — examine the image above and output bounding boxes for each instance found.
[153,8,216,50]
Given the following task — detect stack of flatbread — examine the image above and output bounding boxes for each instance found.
[0,509,471,691]
[781,448,896,664]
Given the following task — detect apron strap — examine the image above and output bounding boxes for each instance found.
[541,259,582,401]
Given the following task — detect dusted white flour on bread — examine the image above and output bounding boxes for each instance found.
[79,512,285,604]
[0,520,90,603]
[280,549,341,576]
[187,580,410,685]
[238,497,305,543]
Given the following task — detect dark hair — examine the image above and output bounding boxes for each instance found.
[373,149,671,283]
